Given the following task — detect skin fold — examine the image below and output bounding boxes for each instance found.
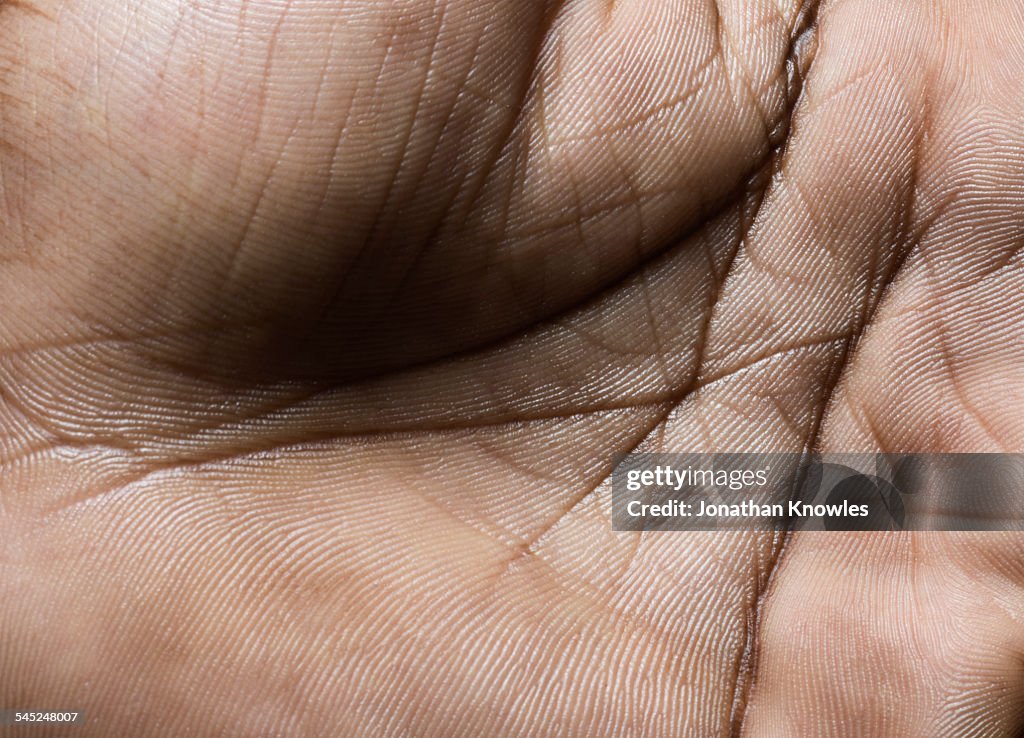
[1,0,1024,734]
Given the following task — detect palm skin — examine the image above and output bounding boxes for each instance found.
[2,0,1024,735]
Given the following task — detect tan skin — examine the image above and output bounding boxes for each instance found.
[2,0,1024,735]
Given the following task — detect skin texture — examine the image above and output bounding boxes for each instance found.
[2,0,1024,735]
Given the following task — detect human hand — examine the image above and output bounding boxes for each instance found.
[3,0,1024,734]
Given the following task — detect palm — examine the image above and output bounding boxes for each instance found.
[3,0,1024,735]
